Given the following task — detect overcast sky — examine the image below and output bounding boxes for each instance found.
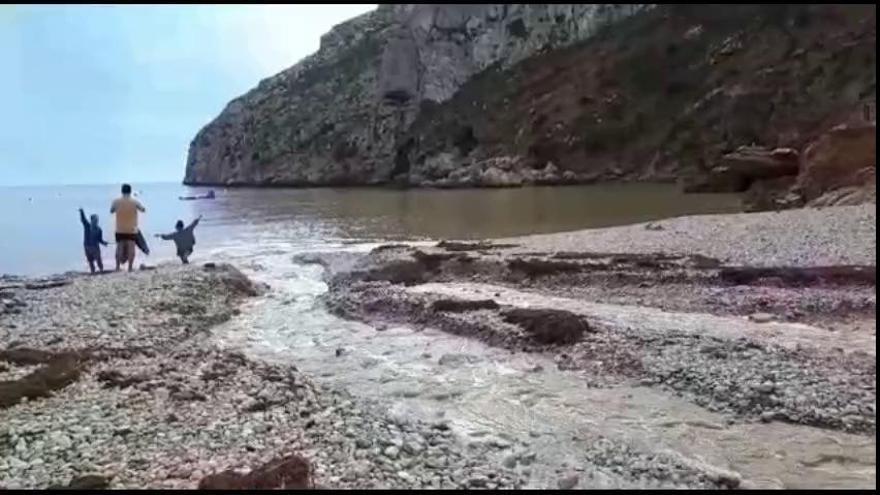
[0,4,376,186]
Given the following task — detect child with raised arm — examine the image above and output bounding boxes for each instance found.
[155,215,202,264]
[78,208,108,273]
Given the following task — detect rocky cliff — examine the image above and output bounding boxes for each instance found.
[184,4,648,186]
[185,4,876,208]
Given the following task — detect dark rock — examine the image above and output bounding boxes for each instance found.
[113,427,133,437]
[0,347,56,365]
[507,258,583,277]
[24,279,71,290]
[364,260,428,286]
[411,250,461,271]
[798,122,876,202]
[717,146,799,184]
[557,472,579,489]
[437,241,519,252]
[198,454,312,489]
[49,475,111,490]
[430,299,500,313]
[502,308,591,345]
[687,254,722,269]
[171,389,208,402]
[371,244,411,253]
[0,353,86,409]
[97,370,148,389]
[719,265,876,287]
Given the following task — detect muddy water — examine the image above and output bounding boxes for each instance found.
[1,182,740,276]
[208,246,875,489]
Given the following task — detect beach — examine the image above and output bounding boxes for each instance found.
[0,204,875,489]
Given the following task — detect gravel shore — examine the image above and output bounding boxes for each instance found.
[1,204,875,489]
[0,264,520,489]
[316,205,876,437]
[503,204,877,267]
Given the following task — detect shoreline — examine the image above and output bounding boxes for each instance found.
[316,205,876,436]
[0,263,523,489]
[1,204,876,489]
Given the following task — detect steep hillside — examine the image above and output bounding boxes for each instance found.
[184,4,648,186]
[185,4,875,209]
[398,4,876,199]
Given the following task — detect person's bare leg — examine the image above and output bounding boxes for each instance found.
[87,257,96,274]
[116,243,123,271]
[127,242,136,272]
[96,255,104,273]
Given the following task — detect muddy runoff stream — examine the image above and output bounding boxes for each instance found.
[207,244,875,490]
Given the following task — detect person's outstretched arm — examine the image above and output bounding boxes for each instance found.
[136,199,146,212]
[79,208,88,228]
[186,215,203,231]
[98,228,109,246]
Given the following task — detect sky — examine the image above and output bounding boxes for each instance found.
[0,4,376,187]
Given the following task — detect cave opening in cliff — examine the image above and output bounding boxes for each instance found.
[391,138,415,180]
[453,126,478,156]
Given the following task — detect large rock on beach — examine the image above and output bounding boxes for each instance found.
[798,122,876,204]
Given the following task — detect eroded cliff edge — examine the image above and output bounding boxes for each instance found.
[185,4,875,208]
[184,4,648,186]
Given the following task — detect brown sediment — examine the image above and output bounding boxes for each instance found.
[48,475,112,490]
[507,258,584,277]
[436,241,520,252]
[718,265,877,287]
[345,243,875,322]
[96,369,149,389]
[501,308,591,345]
[371,243,412,253]
[197,454,313,490]
[0,350,88,409]
[320,228,876,435]
[430,298,500,313]
[0,347,57,365]
[23,279,72,290]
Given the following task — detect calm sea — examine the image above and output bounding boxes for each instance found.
[0,182,741,276]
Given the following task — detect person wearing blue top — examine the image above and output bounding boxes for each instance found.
[79,207,108,274]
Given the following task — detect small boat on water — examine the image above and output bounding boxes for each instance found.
[179,190,216,201]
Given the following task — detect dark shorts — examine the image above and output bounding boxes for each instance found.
[84,245,101,262]
[177,247,193,258]
[115,233,137,242]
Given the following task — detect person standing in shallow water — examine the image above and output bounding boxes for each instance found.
[78,208,108,274]
[155,215,202,264]
[110,183,146,272]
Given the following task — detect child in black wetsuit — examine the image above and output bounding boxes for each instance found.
[79,208,108,273]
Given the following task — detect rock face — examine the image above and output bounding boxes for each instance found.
[400,4,876,192]
[185,3,876,207]
[798,122,876,205]
[688,146,801,193]
[184,4,648,186]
